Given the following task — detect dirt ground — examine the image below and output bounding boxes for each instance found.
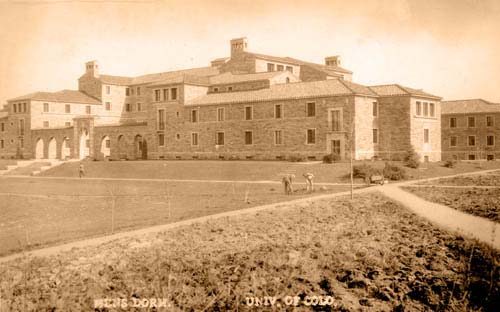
[0,176,356,257]
[0,193,498,311]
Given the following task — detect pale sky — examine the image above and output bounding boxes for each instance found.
[1,0,499,105]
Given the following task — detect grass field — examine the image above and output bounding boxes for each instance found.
[417,170,500,186]
[39,159,500,182]
[0,176,358,257]
[0,193,498,311]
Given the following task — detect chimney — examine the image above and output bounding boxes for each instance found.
[230,37,248,57]
[85,60,100,78]
[325,56,341,67]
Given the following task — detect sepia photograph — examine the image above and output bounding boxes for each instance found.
[0,0,499,310]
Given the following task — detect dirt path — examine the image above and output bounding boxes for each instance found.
[407,185,500,189]
[378,185,500,249]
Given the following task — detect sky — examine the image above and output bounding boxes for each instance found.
[0,0,499,105]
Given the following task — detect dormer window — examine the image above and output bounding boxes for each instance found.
[277,65,284,71]
[267,63,275,72]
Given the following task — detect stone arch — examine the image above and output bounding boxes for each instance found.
[117,135,128,160]
[61,137,71,160]
[134,134,147,160]
[48,137,57,159]
[100,135,111,158]
[35,138,44,159]
[79,128,90,159]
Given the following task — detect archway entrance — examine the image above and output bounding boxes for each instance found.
[61,137,71,160]
[48,138,57,159]
[134,135,147,160]
[100,136,111,158]
[35,138,44,159]
[117,135,127,160]
[79,129,90,159]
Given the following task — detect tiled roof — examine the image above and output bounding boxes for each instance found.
[8,90,101,105]
[369,84,441,99]
[283,56,353,75]
[441,99,500,114]
[187,79,376,106]
[99,75,133,86]
[208,71,290,85]
[149,74,211,87]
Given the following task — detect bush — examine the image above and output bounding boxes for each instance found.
[352,164,381,182]
[404,146,420,169]
[289,155,305,162]
[323,154,341,164]
[444,159,457,168]
[383,162,408,180]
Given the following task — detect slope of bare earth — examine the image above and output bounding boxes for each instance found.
[0,193,498,311]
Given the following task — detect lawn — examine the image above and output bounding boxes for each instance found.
[0,176,357,257]
[39,159,500,183]
[417,171,500,186]
[0,193,498,311]
[0,159,17,170]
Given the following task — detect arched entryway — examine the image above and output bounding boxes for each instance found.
[134,135,148,160]
[79,129,90,159]
[100,136,111,158]
[117,135,127,160]
[48,137,57,159]
[35,138,44,159]
[61,137,71,160]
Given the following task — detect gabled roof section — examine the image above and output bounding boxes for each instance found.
[368,84,441,99]
[208,71,291,85]
[132,66,220,85]
[148,74,211,87]
[187,79,375,106]
[99,75,133,86]
[8,90,102,105]
[441,99,500,114]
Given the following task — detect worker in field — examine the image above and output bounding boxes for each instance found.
[79,163,85,178]
[303,172,315,192]
[282,174,295,195]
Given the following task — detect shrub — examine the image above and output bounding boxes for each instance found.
[444,159,457,168]
[383,162,408,180]
[352,164,381,182]
[404,146,420,169]
[323,154,341,164]
[289,155,305,162]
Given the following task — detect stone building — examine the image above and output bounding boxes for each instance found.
[441,99,500,161]
[0,37,442,162]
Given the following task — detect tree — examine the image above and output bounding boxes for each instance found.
[404,146,420,169]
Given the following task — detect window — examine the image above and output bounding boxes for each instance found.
[137,87,141,96]
[217,107,225,121]
[216,132,225,145]
[158,109,165,130]
[487,135,495,146]
[449,117,457,128]
[137,103,142,111]
[468,154,476,160]
[274,130,283,145]
[158,134,165,146]
[228,86,233,91]
[65,104,71,113]
[105,139,110,148]
[130,88,134,96]
[191,133,199,146]
[486,116,494,127]
[244,106,253,120]
[423,102,429,116]
[163,89,169,101]
[424,129,429,143]
[86,106,91,114]
[416,101,421,115]
[126,88,130,96]
[468,135,476,146]
[0,140,3,149]
[307,129,316,144]
[43,121,49,128]
[106,86,111,94]
[286,66,293,73]
[65,122,71,127]
[468,116,475,128]
[19,119,24,136]
[372,102,378,117]
[450,136,457,147]
[213,87,219,93]
[306,102,316,117]
[277,65,284,71]
[286,77,290,83]
[43,103,49,113]
[191,109,199,123]
[171,88,177,100]
[373,129,379,144]
[274,104,282,119]
[1,123,4,132]
[126,103,131,112]
[105,102,111,111]
[22,103,26,113]
[331,110,341,131]
[267,63,275,72]
[429,103,435,117]
[245,131,253,145]
[154,90,161,102]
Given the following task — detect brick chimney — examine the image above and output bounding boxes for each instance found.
[325,56,341,67]
[85,60,100,78]
[230,37,248,57]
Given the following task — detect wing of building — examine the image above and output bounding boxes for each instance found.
[0,37,442,162]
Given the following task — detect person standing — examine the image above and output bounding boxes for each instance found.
[303,172,314,192]
[79,163,85,178]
